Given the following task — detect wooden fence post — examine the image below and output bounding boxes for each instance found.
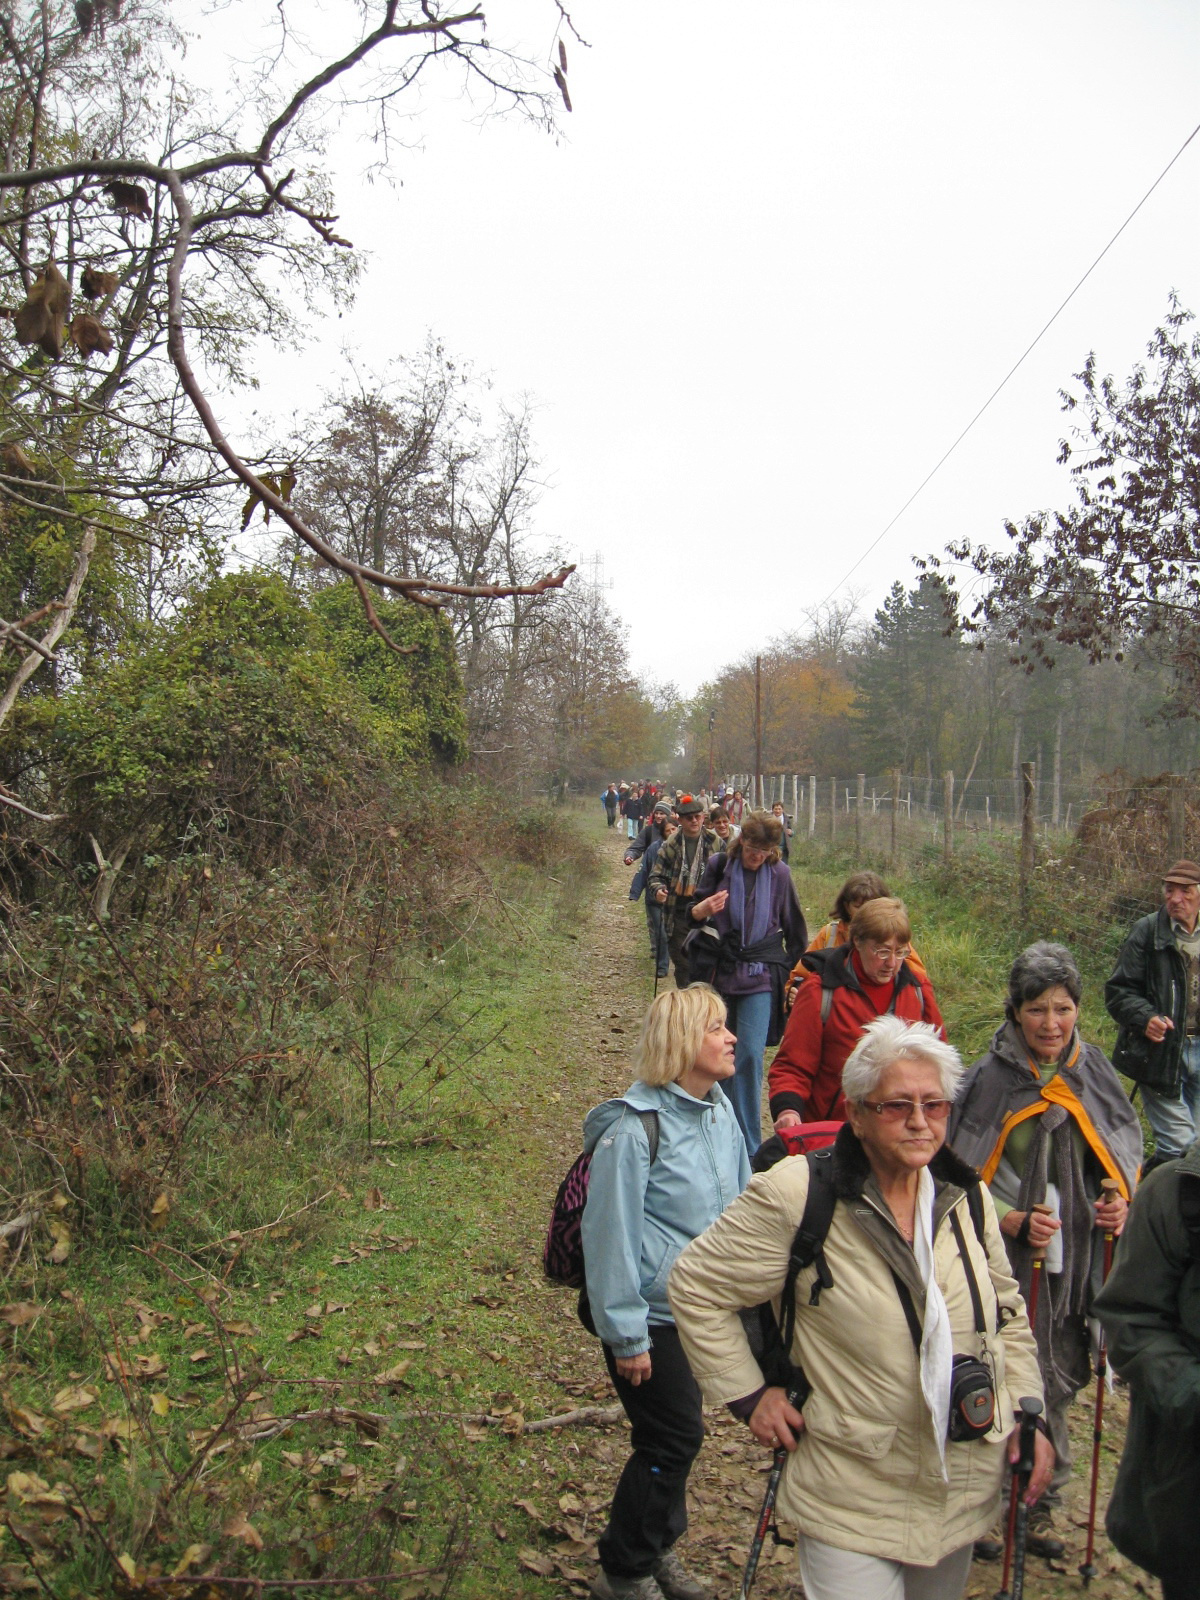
[809,774,817,838]
[1169,776,1186,862]
[830,778,837,842]
[891,768,900,863]
[1020,761,1036,926]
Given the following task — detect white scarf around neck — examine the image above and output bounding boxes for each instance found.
[912,1164,954,1474]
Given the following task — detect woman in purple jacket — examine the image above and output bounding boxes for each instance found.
[687,811,807,1154]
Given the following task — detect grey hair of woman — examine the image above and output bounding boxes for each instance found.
[1004,941,1082,1020]
[841,1014,963,1103]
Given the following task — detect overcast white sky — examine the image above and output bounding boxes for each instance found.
[202,1,1200,696]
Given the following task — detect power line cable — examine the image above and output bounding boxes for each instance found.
[818,113,1200,606]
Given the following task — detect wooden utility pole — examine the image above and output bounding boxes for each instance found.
[707,708,715,793]
[754,656,763,815]
[891,767,900,863]
[855,773,865,861]
[830,777,837,841]
[943,771,954,862]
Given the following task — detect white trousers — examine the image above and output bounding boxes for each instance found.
[796,1536,974,1600]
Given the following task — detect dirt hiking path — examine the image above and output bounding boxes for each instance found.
[515,821,1146,1600]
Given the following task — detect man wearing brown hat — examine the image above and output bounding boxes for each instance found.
[646,796,718,987]
[1106,859,1200,1169]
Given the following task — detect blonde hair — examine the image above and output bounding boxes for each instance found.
[632,984,727,1086]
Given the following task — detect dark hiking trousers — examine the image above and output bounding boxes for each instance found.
[599,1323,704,1579]
[646,901,669,979]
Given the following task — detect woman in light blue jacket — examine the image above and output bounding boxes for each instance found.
[581,985,750,1600]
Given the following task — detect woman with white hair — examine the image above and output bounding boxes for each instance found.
[582,984,751,1600]
[668,1015,1051,1600]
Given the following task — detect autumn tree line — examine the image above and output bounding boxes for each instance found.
[682,299,1200,802]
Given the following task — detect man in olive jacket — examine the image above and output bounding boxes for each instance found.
[1105,860,1200,1168]
[1095,1144,1200,1600]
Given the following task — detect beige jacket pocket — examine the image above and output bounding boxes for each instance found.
[802,1391,898,1461]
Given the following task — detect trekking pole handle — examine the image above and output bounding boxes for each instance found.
[1029,1203,1053,1261]
[1016,1395,1042,1481]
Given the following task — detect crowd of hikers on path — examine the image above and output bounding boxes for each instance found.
[556,789,1200,1600]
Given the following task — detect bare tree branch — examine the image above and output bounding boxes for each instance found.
[0,523,96,731]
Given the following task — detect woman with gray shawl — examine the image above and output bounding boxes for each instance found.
[948,942,1141,1560]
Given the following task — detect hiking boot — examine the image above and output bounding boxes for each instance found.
[589,1572,666,1600]
[972,1536,1004,1562]
[1026,1503,1065,1561]
[652,1548,713,1600]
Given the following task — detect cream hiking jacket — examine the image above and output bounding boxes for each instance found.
[667,1129,1043,1566]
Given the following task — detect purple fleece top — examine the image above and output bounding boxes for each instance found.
[693,857,807,996]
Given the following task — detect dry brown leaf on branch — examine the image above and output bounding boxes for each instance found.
[553,66,572,112]
[70,313,113,358]
[103,180,152,220]
[0,443,37,476]
[80,265,118,299]
[12,261,70,359]
[239,465,296,531]
[559,39,568,71]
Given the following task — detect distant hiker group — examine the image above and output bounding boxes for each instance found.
[562,794,1200,1600]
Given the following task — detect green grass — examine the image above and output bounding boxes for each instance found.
[2,814,1152,1598]
[0,848,607,1599]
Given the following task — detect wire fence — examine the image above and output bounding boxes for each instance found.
[724,768,1199,985]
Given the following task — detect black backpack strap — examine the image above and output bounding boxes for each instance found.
[890,1272,923,1350]
[1180,1171,1200,1265]
[949,1205,989,1335]
[779,1151,837,1345]
[754,1149,837,1393]
[965,1181,986,1248]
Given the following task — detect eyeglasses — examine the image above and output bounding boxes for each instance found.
[865,1099,953,1122]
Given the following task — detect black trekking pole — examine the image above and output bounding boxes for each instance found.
[996,1396,1043,1600]
[740,1388,800,1600]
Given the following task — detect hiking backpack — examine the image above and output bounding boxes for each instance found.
[543,1106,660,1288]
[750,1140,988,1397]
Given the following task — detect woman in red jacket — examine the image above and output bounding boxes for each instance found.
[768,898,945,1130]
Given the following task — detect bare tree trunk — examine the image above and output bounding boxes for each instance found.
[90,834,133,920]
[0,525,96,731]
[955,734,985,821]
